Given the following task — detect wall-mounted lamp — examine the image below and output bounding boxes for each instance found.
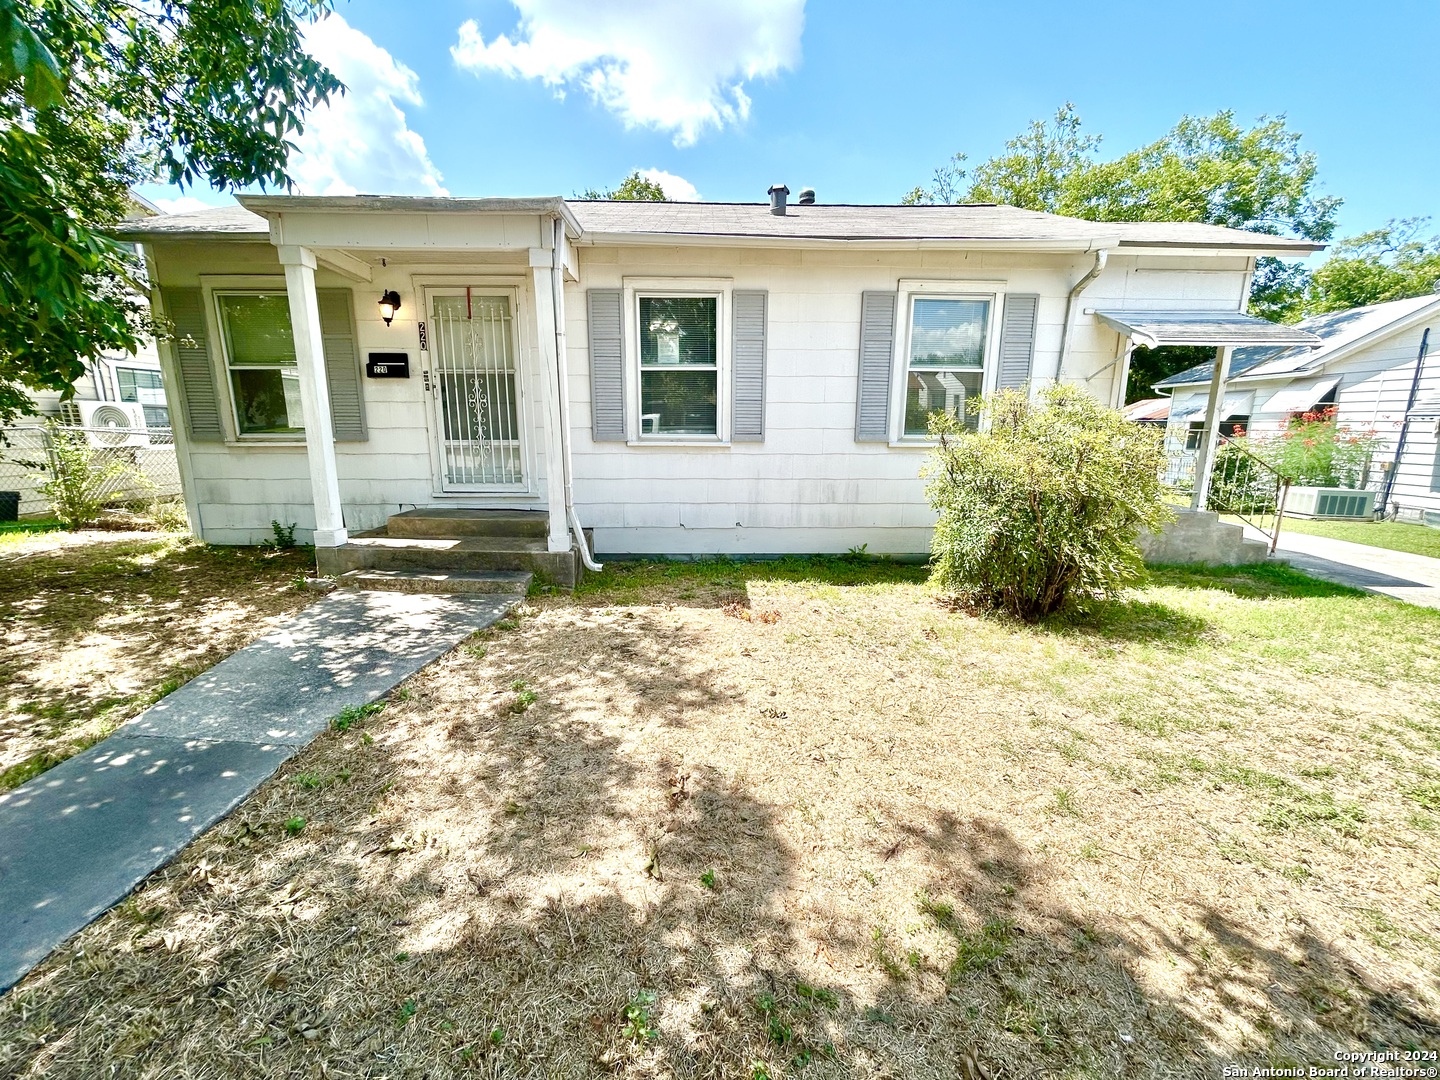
[378,290,402,326]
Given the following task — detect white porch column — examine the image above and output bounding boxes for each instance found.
[278,244,348,548]
[1190,345,1233,511]
[530,248,571,553]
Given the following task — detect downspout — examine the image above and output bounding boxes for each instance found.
[1377,326,1431,518]
[1057,248,1108,382]
[551,216,602,572]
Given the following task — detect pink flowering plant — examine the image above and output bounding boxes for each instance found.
[1256,406,1382,488]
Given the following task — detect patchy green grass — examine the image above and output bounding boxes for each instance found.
[0,531,315,789]
[3,558,1438,1078]
[1276,516,1440,559]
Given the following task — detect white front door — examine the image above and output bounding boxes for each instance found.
[426,288,527,491]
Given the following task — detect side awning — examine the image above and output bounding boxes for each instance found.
[1258,377,1340,415]
[1410,395,1440,418]
[1094,309,1322,349]
[1169,391,1255,423]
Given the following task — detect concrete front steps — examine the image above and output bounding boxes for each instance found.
[318,509,581,590]
[1138,508,1270,566]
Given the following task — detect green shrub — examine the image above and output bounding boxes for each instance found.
[924,385,1173,620]
[1254,406,1380,488]
[30,425,149,529]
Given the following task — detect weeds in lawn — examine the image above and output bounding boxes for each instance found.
[1404,782,1440,812]
[620,990,657,1042]
[509,680,538,714]
[292,768,351,790]
[331,701,385,732]
[1050,787,1082,817]
[283,816,305,836]
[699,868,716,889]
[396,1000,417,1028]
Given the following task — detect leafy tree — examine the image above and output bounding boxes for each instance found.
[0,0,342,426]
[906,104,1339,349]
[575,171,670,201]
[1306,219,1440,314]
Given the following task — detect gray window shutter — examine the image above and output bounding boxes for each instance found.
[588,289,626,441]
[732,290,767,442]
[163,287,224,442]
[996,293,1039,391]
[317,288,367,441]
[855,290,897,441]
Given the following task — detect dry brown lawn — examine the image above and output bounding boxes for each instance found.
[0,528,315,789]
[2,559,1438,1078]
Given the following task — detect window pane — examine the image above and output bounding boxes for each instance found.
[141,405,170,428]
[641,369,717,435]
[905,370,982,436]
[909,298,989,369]
[117,368,137,401]
[219,294,296,366]
[639,296,716,366]
[231,368,304,434]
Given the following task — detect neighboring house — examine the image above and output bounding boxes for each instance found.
[1123,398,1170,426]
[1154,294,1440,522]
[19,341,170,433]
[114,193,1320,582]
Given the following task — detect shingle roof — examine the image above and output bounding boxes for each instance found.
[1154,294,1440,388]
[113,204,267,239]
[113,196,1324,254]
[1095,310,1320,348]
[567,201,1322,252]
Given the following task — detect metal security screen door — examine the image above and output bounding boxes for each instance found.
[427,290,525,489]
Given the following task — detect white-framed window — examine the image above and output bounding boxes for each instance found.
[116,367,170,428]
[213,290,304,438]
[892,281,1003,442]
[625,278,731,444]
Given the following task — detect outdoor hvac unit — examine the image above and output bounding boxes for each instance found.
[1284,486,1377,520]
[57,400,150,447]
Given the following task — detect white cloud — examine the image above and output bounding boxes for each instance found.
[150,195,212,216]
[291,13,447,196]
[451,1,804,147]
[638,168,699,201]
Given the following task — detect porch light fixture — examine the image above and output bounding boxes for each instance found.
[378,290,402,326]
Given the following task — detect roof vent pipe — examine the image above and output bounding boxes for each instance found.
[767,184,789,215]
[797,187,815,205]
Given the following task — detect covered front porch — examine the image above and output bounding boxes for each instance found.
[228,196,590,571]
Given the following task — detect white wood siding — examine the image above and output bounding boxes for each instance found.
[154,234,1254,553]
[151,242,551,545]
[1162,322,1440,519]
[567,246,1250,555]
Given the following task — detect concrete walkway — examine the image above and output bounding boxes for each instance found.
[1272,530,1440,609]
[0,588,516,993]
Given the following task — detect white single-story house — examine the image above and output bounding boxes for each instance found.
[1155,294,1440,522]
[115,191,1321,584]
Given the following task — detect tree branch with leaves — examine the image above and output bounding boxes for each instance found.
[0,0,342,425]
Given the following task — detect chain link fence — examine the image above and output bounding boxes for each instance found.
[0,425,182,521]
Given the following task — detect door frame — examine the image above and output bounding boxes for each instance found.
[416,279,538,499]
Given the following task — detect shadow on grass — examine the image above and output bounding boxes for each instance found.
[1146,561,1372,600]
[3,588,1437,1077]
[0,535,313,790]
[577,554,930,607]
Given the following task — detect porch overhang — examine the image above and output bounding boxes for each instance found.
[1092,310,1322,350]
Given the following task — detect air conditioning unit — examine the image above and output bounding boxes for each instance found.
[1284,486,1376,520]
[57,400,150,447]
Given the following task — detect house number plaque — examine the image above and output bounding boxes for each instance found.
[366,352,411,378]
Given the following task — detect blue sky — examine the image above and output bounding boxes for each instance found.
[141,0,1438,253]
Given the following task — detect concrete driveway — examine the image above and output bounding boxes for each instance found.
[1271,530,1440,609]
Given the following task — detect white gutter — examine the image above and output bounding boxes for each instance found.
[1056,248,1108,379]
[550,216,601,573]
